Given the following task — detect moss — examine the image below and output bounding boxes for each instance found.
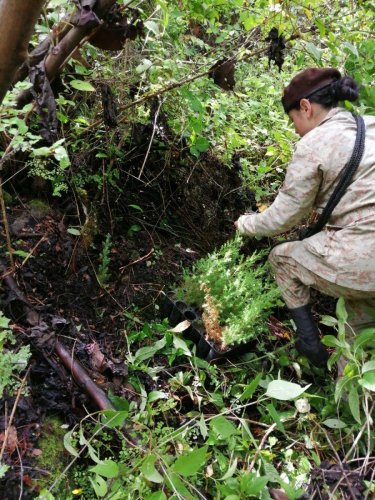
[1,189,13,205]
[35,416,70,491]
[29,199,52,217]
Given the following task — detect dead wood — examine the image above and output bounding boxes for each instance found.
[0,261,139,446]
[54,340,114,411]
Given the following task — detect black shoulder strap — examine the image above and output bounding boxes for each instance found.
[300,114,366,240]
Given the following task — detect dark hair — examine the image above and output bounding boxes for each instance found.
[303,76,359,109]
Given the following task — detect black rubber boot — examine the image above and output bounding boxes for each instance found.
[289,305,329,368]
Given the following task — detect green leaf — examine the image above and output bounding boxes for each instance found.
[336,297,348,323]
[0,314,10,329]
[165,472,190,497]
[136,59,153,74]
[219,457,238,480]
[32,147,51,157]
[362,361,375,374]
[87,443,101,464]
[198,414,208,439]
[101,410,128,428]
[320,315,337,327]
[144,21,160,35]
[173,446,208,477]
[194,136,209,153]
[37,489,55,500]
[0,464,10,479]
[322,335,342,348]
[210,416,237,439]
[63,430,79,457]
[67,227,81,236]
[358,371,375,391]
[348,386,361,424]
[305,42,321,61]
[90,460,119,478]
[322,418,347,429]
[335,376,351,402]
[141,454,164,484]
[148,391,168,403]
[146,493,167,500]
[315,18,326,37]
[54,146,70,168]
[128,204,143,212]
[266,402,285,434]
[210,391,225,409]
[279,481,304,500]
[344,41,359,57]
[265,380,311,401]
[173,335,192,356]
[108,394,129,411]
[134,337,166,363]
[240,473,268,496]
[240,373,262,401]
[70,79,95,92]
[89,474,108,497]
[354,328,375,352]
[12,250,31,258]
[242,15,257,31]
[262,460,280,482]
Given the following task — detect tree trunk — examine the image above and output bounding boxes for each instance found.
[12,13,75,86]
[0,0,45,105]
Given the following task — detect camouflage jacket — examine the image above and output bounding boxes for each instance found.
[237,108,375,291]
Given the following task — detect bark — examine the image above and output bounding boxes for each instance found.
[0,0,46,105]
[16,0,118,108]
[12,13,74,86]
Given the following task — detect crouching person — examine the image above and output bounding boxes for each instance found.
[235,67,375,367]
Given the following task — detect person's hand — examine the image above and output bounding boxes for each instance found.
[234,219,239,229]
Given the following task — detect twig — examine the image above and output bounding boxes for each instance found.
[364,464,375,500]
[248,422,277,473]
[320,426,358,500]
[360,393,372,476]
[344,402,375,462]
[47,409,142,494]
[119,247,154,273]
[0,178,15,272]
[0,366,31,462]
[20,234,48,268]
[16,444,24,500]
[86,28,312,132]
[138,97,163,180]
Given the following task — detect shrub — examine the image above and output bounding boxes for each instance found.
[176,235,281,348]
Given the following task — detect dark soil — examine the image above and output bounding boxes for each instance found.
[0,143,259,497]
[0,136,336,497]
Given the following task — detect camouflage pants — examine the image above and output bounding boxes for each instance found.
[268,243,375,332]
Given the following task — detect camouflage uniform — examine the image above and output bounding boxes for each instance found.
[237,108,375,329]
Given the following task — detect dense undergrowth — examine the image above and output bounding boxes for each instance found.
[1,0,375,498]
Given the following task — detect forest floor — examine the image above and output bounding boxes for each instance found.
[1,149,361,499]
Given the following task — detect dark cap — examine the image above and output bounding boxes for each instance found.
[282,67,341,113]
